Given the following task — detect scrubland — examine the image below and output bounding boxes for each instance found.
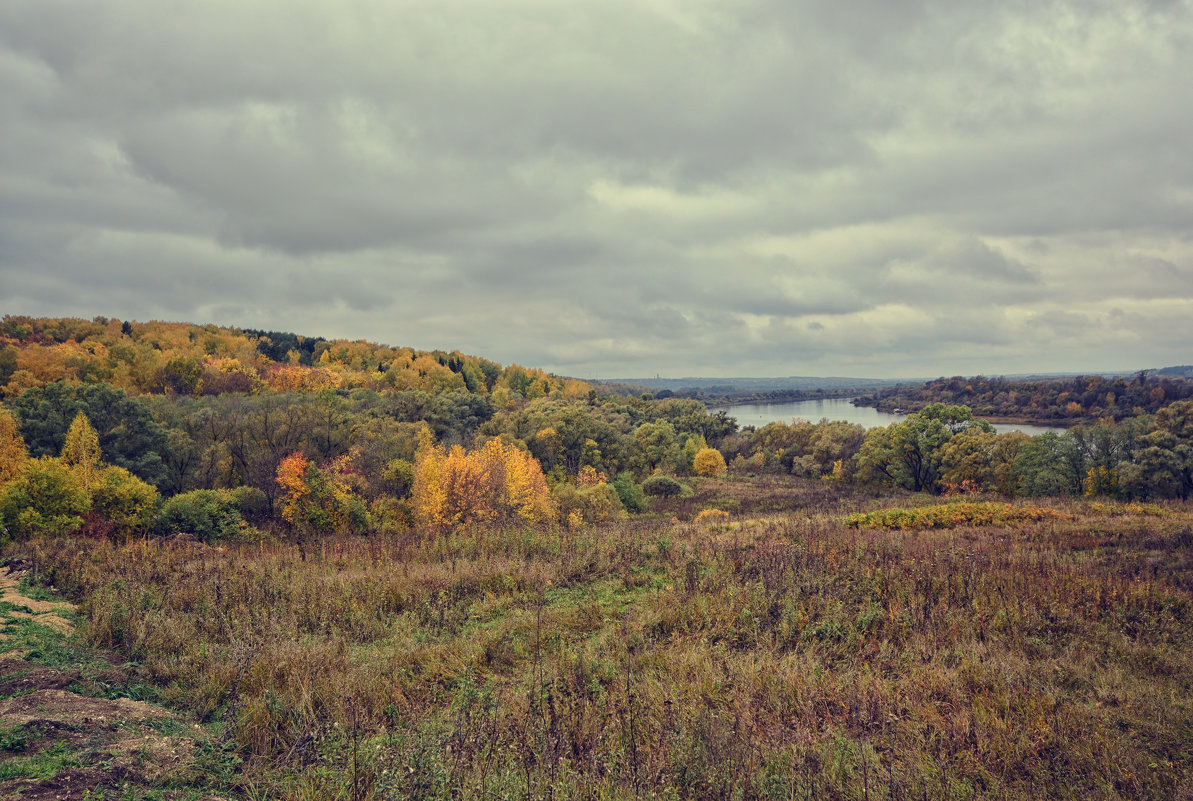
[7,475,1192,800]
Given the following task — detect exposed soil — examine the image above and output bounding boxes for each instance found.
[0,565,229,800]
[0,566,76,643]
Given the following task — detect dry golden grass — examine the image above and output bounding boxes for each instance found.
[9,476,1193,800]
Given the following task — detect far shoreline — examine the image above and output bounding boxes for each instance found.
[713,396,1075,432]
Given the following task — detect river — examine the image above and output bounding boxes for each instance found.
[717,397,1065,437]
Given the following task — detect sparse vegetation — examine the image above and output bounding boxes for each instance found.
[0,563,233,799]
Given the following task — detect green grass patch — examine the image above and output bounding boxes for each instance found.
[0,741,82,781]
[0,600,34,616]
[3,618,94,668]
[0,605,158,704]
[0,724,29,753]
[16,574,59,603]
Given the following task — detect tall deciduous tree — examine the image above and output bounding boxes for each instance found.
[61,412,102,491]
[1012,433,1082,497]
[276,451,368,537]
[0,407,28,485]
[1130,400,1193,499]
[857,404,993,493]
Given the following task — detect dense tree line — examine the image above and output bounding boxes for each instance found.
[855,373,1193,423]
[0,315,568,403]
[745,401,1193,500]
[0,372,742,543]
[4,315,1193,546]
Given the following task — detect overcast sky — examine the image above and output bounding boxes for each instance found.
[2,0,1190,379]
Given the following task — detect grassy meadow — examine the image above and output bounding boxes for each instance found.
[8,475,1193,800]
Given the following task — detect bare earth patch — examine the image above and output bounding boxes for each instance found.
[0,566,229,800]
[0,566,77,642]
[0,688,170,727]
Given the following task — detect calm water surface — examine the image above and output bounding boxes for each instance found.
[719,398,1065,437]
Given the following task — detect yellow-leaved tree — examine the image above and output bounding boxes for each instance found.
[61,412,102,491]
[57,411,158,539]
[412,430,555,534]
[693,447,728,477]
[0,407,28,485]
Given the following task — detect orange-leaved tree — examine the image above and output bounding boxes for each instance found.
[575,465,607,488]
[265,365,344,393]
[276,451,369,536]
[412,430,555,533]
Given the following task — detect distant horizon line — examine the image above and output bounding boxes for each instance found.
[600,369,1147,383]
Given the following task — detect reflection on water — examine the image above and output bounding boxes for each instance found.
[718,398,1065,437]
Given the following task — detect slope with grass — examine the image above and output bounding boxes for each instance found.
[6,476,1192,800]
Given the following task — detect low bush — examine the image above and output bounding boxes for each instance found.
[642,475,684,498]
[611,472,648,512]
[693,508,730,525]
[553,481,625,525]
[157,489,260,542]
[89,465,159,537]
[845,501,1076,530]
[693,447,727,477]
[230,485,270,522]
[0,457,90,540]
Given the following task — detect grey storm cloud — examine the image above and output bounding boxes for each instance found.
[1,0,1191,378]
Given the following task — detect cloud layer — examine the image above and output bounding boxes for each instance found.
[2,0,1191,377]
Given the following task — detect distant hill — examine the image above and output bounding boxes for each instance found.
[0,314,587,402]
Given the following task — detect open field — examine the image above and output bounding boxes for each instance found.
[4,475,1193,800]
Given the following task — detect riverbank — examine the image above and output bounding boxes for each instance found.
[855,398,1082,429]
[703,389,856,407]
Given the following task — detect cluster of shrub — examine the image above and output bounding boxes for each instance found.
[0,407,269,544]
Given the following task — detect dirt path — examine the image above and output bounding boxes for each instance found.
[0,567,76,646]
[0,565,231,800]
